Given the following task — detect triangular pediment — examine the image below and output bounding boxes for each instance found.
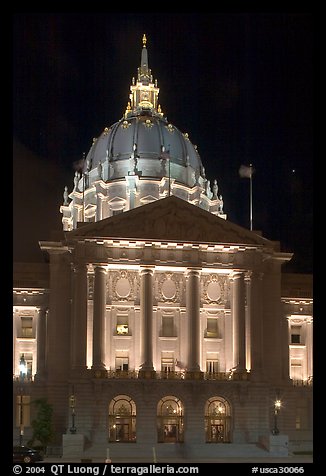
[67,196,273,247]
[140,194,157,203]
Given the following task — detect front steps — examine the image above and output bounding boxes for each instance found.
[82,442,270,461]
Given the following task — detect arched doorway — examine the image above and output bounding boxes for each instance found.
[157,396,184,443]
[205,396,231,443]
[108,395,136,442]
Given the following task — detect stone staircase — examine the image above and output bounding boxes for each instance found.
[82,442,270,461]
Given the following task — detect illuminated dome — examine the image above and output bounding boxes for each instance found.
[61,34,225,231]
[86,113,204,188]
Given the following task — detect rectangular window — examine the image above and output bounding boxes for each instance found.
[291,326,301,344]
[161,352,174,373]
[21,317,33,338]
[116,315,129,335]
[206,318,218,337]
[116,352,129,372]
[112,209,123,216]
[290,358,303,381]
[20,352,33,378]
[206,360,219,373]
[206,352,219,373]
[161,315,175,337]
[16,395,31,427]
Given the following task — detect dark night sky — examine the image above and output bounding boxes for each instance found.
[13,11,313,273]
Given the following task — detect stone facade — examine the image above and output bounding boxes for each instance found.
[13,198,313,458]
[13,36,312,460]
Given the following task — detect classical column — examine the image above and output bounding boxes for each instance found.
[306,318,313,380]
[231,272,246,373]
[185,268,202,377]
[125,174,139,210]
[92,266,107,374]
[35,308,47,380]
[139,267,155,377]
[244,273,252,372]
[247,272,264,380]
[96,196,102,221]
[72,264,88,373]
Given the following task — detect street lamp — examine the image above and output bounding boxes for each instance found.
[272,399,282,435]
[19,354,27,445]
[69,392,77,434]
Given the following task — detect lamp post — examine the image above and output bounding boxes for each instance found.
[19,354,27,445]
[69,392,77,434]
[272,399,281,435]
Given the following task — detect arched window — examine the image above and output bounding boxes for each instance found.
[204,396,231,443]
[157,396,184,443]
[108,395,136,442]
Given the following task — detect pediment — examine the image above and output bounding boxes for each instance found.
[108,196,126,204]
[140,194,157,204]
[67,196,273,247]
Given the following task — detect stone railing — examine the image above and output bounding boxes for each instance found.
[106,370,138,379]
[13,375,34,383]
[292,377,313,387]
[104,370,249,381]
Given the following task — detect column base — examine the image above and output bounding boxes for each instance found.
[70,367,89,379]
[231,368,249,380]
[249,368,266,382]
[185,370,204,380]
[92,368,108,379]
[138,369,156,379]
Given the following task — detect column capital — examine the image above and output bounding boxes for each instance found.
[185,267,201,278]
[140,266,154,276]
[229,270,244,281]
[244,270,253,282]
[94,265,107,274]
[37,307,48,314]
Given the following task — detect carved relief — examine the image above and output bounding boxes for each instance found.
[143,119,153,129]
[73,196,267,246]
[202,274,228,305]
[121,120,131,129]
[111,270,134,302]
[156,273,180,303]
[165,124,175,133]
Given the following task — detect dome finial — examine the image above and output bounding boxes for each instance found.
[142,34,147,48]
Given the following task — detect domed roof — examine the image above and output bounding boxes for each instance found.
[86,111,204,187]
[61,35,226,232]
[85,34,205,188]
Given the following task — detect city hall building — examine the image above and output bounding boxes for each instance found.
[13,36,313,460]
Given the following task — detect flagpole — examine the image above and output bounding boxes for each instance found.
[82,172,85,222]
[82,152,86,222]
[249,163,253,231]
[168,158,171,197]
[167,145,171,197]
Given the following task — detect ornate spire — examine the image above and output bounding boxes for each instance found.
[139,34,150,83]
[126,35,161,115]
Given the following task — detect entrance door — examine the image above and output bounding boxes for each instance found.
[163,423,178,442]
[211,424,224,442]
[116,423,129,442]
